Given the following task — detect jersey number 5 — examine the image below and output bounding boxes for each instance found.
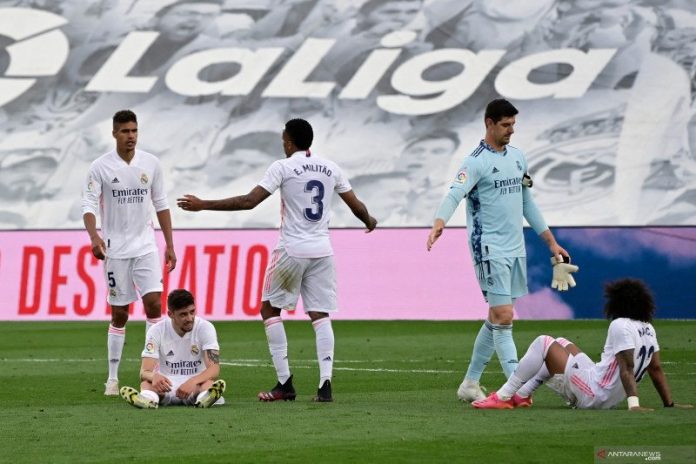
[304,180,324,222]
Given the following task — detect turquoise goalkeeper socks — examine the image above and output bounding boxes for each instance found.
[492,323,518,379]
[465,321,495,381]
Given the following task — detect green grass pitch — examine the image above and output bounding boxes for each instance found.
[1,320,694,464]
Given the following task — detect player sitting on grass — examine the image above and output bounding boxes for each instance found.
[473,279,693,410]
[120,289,225,409]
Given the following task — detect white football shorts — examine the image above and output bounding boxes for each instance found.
[160,374,197,406]
[262,247,337,313]
[104,251,163,306]
[562,352,609,409]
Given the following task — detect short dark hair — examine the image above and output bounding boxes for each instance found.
[603,279,655,323]
[168,289,195,312]
[484,99,518,124]
[112,110,137,129]
[285,118,313,150]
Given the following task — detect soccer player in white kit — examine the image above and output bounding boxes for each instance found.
[472,279,693,411]
[177,118,377,402]
[120,289,225,409]
[82,110,177,396]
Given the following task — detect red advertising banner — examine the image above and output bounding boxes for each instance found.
[0,229,488,320]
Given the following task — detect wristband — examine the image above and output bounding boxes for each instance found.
[627,396,639,409]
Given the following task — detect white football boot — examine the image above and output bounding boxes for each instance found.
[104,378,119,396]
[120,386,158,409]
[457,379,486,402]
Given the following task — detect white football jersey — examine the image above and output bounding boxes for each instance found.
[82,149,169,259]
[142,316,219,377]
[258,151,351,258]
[592,317,660,407]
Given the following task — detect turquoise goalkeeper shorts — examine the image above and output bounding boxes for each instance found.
[475,257,528,307]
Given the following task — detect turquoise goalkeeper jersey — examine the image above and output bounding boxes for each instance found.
[435,140,548,264]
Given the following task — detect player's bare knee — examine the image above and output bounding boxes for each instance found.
[144,300,162,319]
[110,305,129,326]
[544,341,570,375]
[489,305,514,325]
[142,292,162,318]
[260,301,281,320]
[308,311,329,322]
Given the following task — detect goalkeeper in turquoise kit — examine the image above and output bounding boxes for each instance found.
[427,99,579,404]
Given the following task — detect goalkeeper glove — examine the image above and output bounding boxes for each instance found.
[550,256,579,291]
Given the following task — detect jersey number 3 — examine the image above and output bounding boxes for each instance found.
[304,180,324,222]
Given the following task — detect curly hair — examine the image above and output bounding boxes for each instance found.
[603,279,655,323]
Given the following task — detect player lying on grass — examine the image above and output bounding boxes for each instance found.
[120,289,225,409]
[473,279,693,410]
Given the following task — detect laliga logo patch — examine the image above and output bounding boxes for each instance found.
[0,8,70,107]
[455,170,467,183]
[190,345,199,355]
[140,173,148,185]
[145,342,154,353]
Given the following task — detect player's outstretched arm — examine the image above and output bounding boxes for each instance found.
[177,186,271,212]
[647,351,694,409]
[338,190,377,232]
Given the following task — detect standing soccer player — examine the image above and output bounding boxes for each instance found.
[427,99,578,402]
[177,118,377,402]
[82,110,177,396]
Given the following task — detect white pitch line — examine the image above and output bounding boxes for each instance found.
[2,358,696,375]
[0,358,459,374]
[219,361,460,374]
[4,358,696,365]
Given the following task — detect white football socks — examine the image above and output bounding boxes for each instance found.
[313,318,334,387]
[145,316,163,335]
[498,335,554,400]
[517,363,551,398]
[140,389,160,403]
[107,324,125,380]
[264,316,291,384]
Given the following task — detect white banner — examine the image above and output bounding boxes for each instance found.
[0,0,695,228]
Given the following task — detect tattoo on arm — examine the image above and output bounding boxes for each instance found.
[207,350,220,364]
